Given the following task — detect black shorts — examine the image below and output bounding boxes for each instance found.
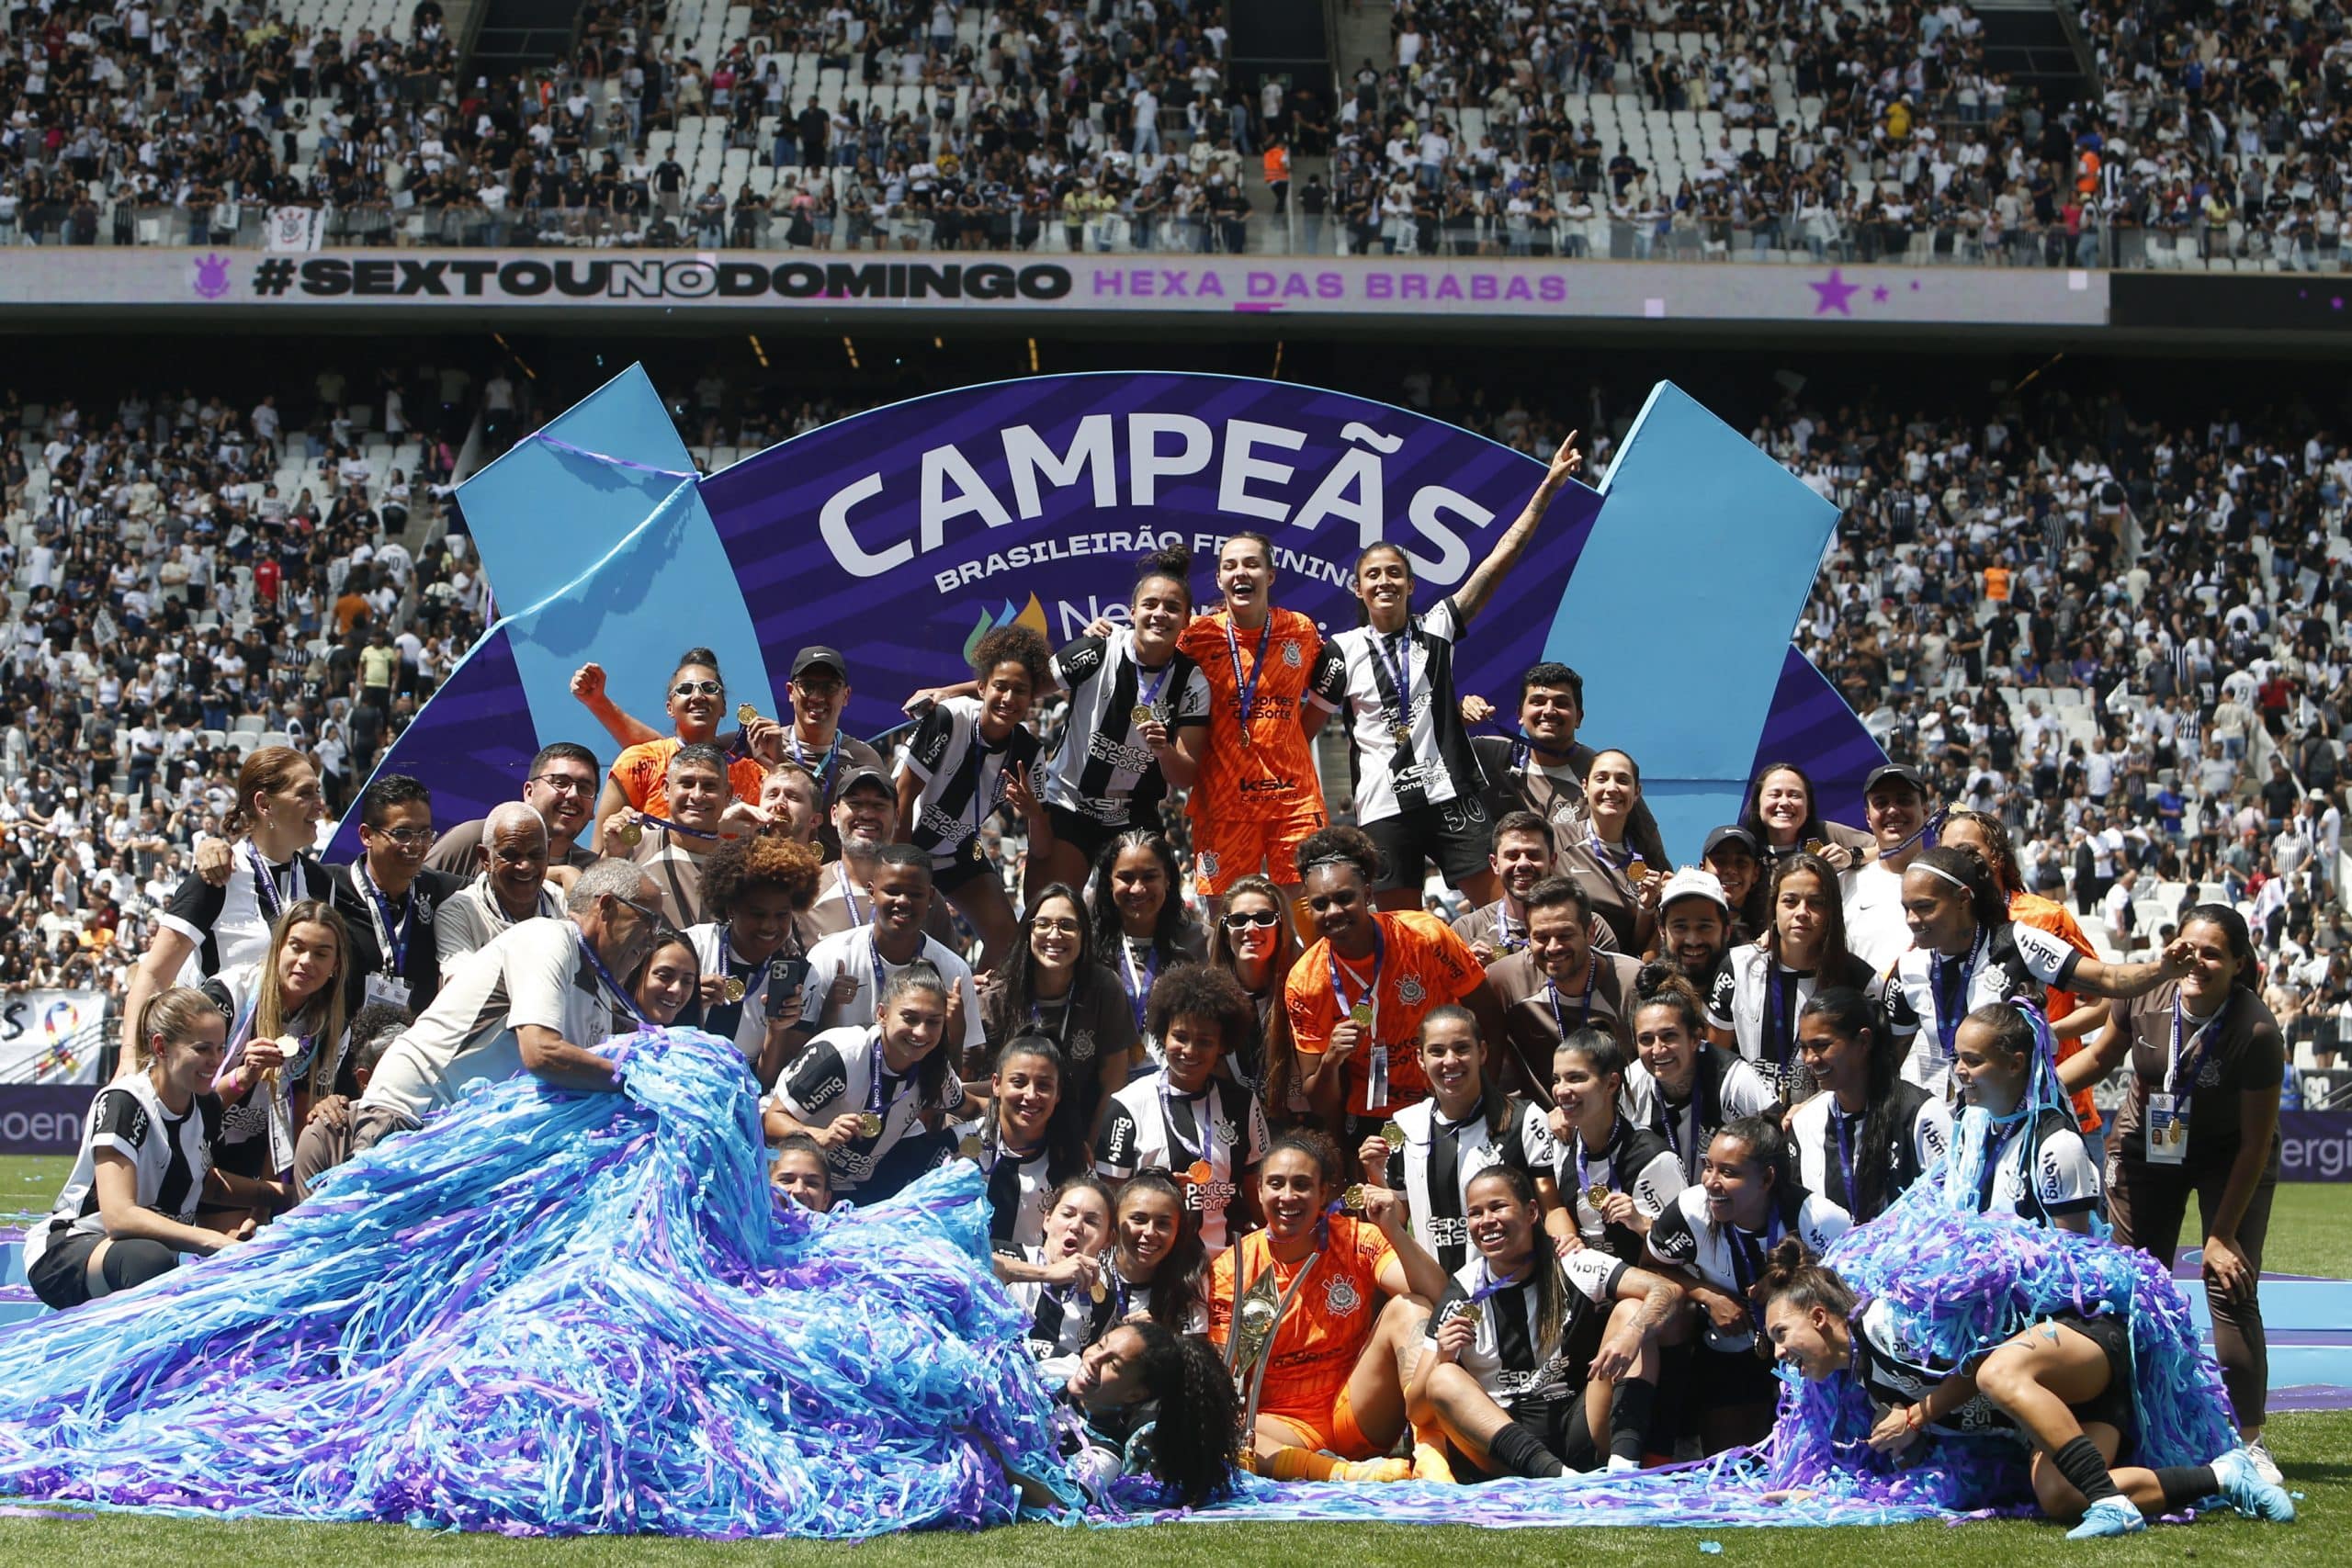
[1363,795,1493,892]
[1046,802,1129,874]
[1691,1336,1784,1409]
[2052,1311,2136,1438]
[929,836,1000,896]
[1447,1392,1602,1479]
[25,1229,100,1310]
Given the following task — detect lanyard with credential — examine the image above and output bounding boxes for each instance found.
[1544,953,1598,1037]
[577,927,650,1031]
[1223,614,1272,743]
[1329,922,1388,1111]
[357,863,411,973]
[1369,626,1417,742]
[1931,928,1985,1070]
[246,842,289,925]
[2167,991,2233,1094]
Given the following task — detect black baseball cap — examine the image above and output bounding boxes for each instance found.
[1702,825,1760,861]
[831,762,893,805]
[792,646,846,680]
[1864,762,1929,797]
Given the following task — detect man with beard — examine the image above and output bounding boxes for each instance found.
[1449,811,1555,964]
[802,764,897,943]
[1485,875,1644,1105]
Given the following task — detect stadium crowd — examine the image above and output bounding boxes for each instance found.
[1340,0,2352,268]
[12,0,2352,265]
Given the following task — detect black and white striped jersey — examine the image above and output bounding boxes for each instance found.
[1040,629,1210,829]
[897,695,1042,863]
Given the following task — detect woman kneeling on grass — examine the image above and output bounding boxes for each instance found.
[1758,1241,2295,1539]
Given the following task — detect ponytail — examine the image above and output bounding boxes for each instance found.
[1125,1323,1240,1508]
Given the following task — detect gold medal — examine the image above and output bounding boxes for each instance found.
[1448,1300,1483,1327]
[1391,724,1413,749]
[737,702,759,727]
[1379,1120,1406,1145]
[1625,857,1648,885]
[1586,1182,1611,1209]
[618,819,643,848]
[1090,1279,1109,1304]
[957,1134,984,1159]
[856,1111,884,1138]
[1185,1159,1214,1187]
[1340,1183,1367,1213]
[1131,703,1156,728]
[721,976,747,1004]
[1348,1001,1374,1028]
[1804,839,1828,856]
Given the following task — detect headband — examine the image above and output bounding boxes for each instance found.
[1912,862,1971,892]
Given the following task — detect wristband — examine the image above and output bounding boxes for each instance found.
[1905,1404,1926,1431]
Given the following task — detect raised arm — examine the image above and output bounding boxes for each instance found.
[1453,431,1582,624]
[571,662,662,750]
[2068,937,2194,1002]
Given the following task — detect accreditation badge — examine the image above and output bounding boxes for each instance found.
[2144,1093,2188,1166]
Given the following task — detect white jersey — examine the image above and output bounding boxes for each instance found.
[1331,596,1482,822]
[1420,1248,1628,1408]
[1840,859,1911,974]
[1095,1069,1269,1255]
[1645,1184,1850,1353]
[685,920,804,1060]
[1787,1082,1953,1218]
[1940,1105,2103,1224]
[795,925,985,1057]
[1877,921,2081,1093]
[25,1075,221,1271]
[1374,1095,1552,1274]
[775,1022,968,1191]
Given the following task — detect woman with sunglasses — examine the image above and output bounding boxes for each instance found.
[979,884,1135,1130]
[1086,829,1205,1076]
[580,647,770,846]
[1206,874,1306,1123]
[26,987,274,1309]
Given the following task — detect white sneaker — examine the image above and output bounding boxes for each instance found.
[2244,1438,2283,1488]
[1606,1454,1640,1473]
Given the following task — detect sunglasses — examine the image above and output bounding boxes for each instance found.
[368,825,436,847]
[672,679,724,697]
[1221,909,1282,930]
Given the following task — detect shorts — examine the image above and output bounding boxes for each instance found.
[1261,1382,1379,1461]
[1046,802,1129,874]
[929,835,1000,897]
[1362,796,1493,892]
[1692,1337,1784,1409]
[2051,1311,2136,1438]
[1193,808,1327,898]
[1449,1393,1602,1479]
[25,1230,103,1310]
